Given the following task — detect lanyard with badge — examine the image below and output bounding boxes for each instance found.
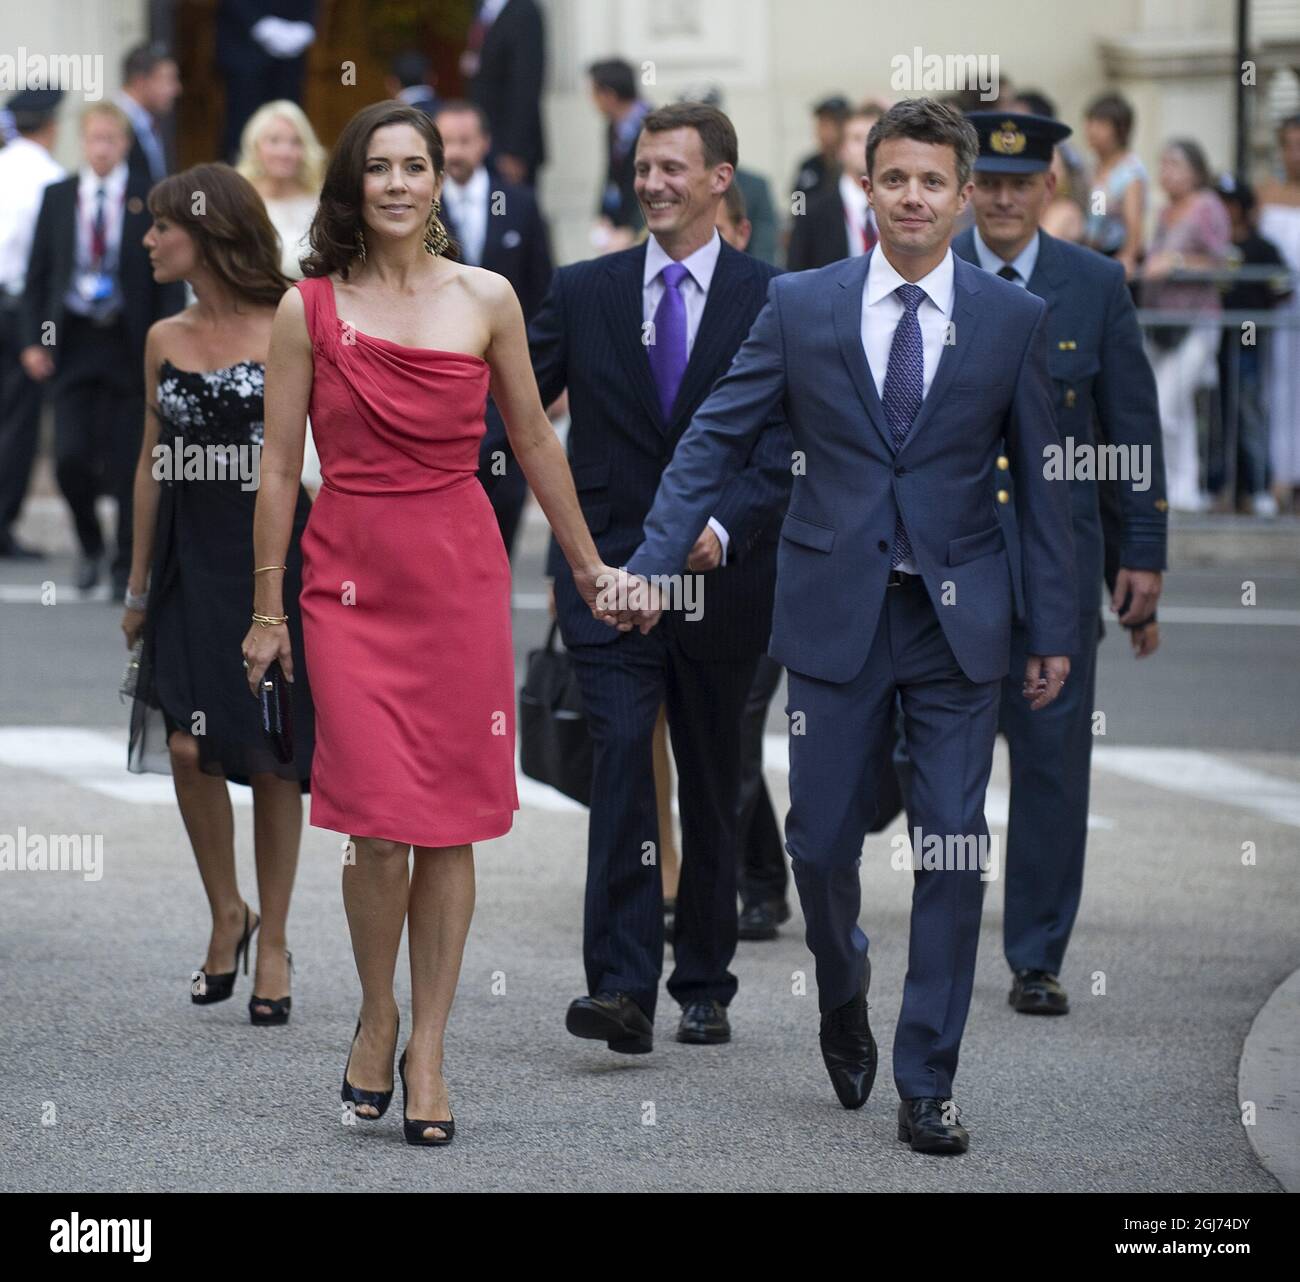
[74,182,121,305]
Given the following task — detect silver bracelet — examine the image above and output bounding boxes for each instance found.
[123,587,148,612]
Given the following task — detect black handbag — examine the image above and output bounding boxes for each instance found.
[259,659,295,765]
[519,621,592,806]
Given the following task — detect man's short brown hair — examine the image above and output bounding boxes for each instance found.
[865,98,978,188]
[640,102,738,170]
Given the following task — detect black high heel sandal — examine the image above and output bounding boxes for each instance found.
[341,1015,399,1120]
[191,904,258,1005]
[249,949,293,1025]
[398,1048,455,1146]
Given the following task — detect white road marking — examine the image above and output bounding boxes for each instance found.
[1147,606,1300,626]
[1092,746,1300,829]
[4,729,1296,831]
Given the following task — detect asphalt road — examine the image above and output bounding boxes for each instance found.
[1,500,1296,1191]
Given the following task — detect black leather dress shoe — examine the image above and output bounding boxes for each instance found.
[897,1097,969,1154]
[738,899,791,941]
[1008,969,1069,1015]
[566,991,653,1054]
[677,998,730,1044]
[818,956,876,1109]
[76,554,103,592]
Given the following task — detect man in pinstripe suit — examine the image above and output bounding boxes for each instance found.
[529,103,792,1054]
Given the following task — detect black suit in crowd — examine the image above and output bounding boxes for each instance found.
[22,172,185,586]
[785,182,854,272]
[216,0,317,162]
[600,113,644,232]
[528,238,792,1026]
[441,172,553,558]
[469,0,546,185]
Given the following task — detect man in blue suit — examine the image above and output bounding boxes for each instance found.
[958,112,1167,1016]
[529,103,792,1054]
[625,99,1076,1154]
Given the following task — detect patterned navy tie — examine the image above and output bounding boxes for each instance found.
[881,282,925,567]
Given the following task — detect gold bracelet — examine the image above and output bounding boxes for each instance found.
[254,564,287,575]
[251,612,289,627]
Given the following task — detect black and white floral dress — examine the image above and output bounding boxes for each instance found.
[127,359,316,788]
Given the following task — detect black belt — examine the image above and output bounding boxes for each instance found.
[886,569,920,587]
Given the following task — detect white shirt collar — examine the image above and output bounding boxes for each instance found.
[972,226,1039,285]
[444,166,489,204]
[78,162,128,199]
[865,243,954,315]
[839,171,868,214]
[644,227,722,293]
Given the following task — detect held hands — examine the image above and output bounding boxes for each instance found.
[1022,655,1070,711]
[573,563,662,635]
[241,622,294,696]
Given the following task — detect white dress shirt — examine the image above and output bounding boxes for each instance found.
[643,229,731,562]
[839,171,872,258]
[442,166,490,267]
[971,225,1039,287]
[0,136,65,294]
[63,162,129,319]
[861,245,956,574]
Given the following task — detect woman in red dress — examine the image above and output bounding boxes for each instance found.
[242,102,629,1145]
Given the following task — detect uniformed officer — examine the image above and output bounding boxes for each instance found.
[958,112,1168,1014]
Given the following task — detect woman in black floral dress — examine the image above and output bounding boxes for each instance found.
[122,164,315,1023]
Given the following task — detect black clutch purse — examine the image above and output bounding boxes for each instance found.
[519,621,592,806]
[259,659,295,765]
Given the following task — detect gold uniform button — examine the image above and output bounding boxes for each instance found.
[1064,388,1077,408]
[996,455,1009,470]
[997,489,1010,504]
[1154,498,1169,511]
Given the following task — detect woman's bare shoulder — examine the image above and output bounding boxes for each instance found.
[450,260,514,306]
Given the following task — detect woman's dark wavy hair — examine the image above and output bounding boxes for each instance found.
[301,101,457,279]
[147,163,290,306]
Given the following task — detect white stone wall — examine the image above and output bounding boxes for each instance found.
[535,0,1279,264]
[0,0,147,171]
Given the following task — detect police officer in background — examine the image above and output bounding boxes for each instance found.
[956,112,1167,1014]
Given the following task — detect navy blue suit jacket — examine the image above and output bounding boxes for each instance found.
[953,228,1167,649]
[529,239,793,659]
[627,248,1078,684]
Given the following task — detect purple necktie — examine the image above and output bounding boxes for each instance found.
[648,261,689,419]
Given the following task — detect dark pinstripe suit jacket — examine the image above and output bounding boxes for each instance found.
[530,238,793,659]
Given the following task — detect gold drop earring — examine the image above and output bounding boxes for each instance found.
[355,226,367,264]
[424,199,450,258]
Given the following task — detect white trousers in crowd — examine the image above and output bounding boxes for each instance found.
[1148,326,1218,512]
